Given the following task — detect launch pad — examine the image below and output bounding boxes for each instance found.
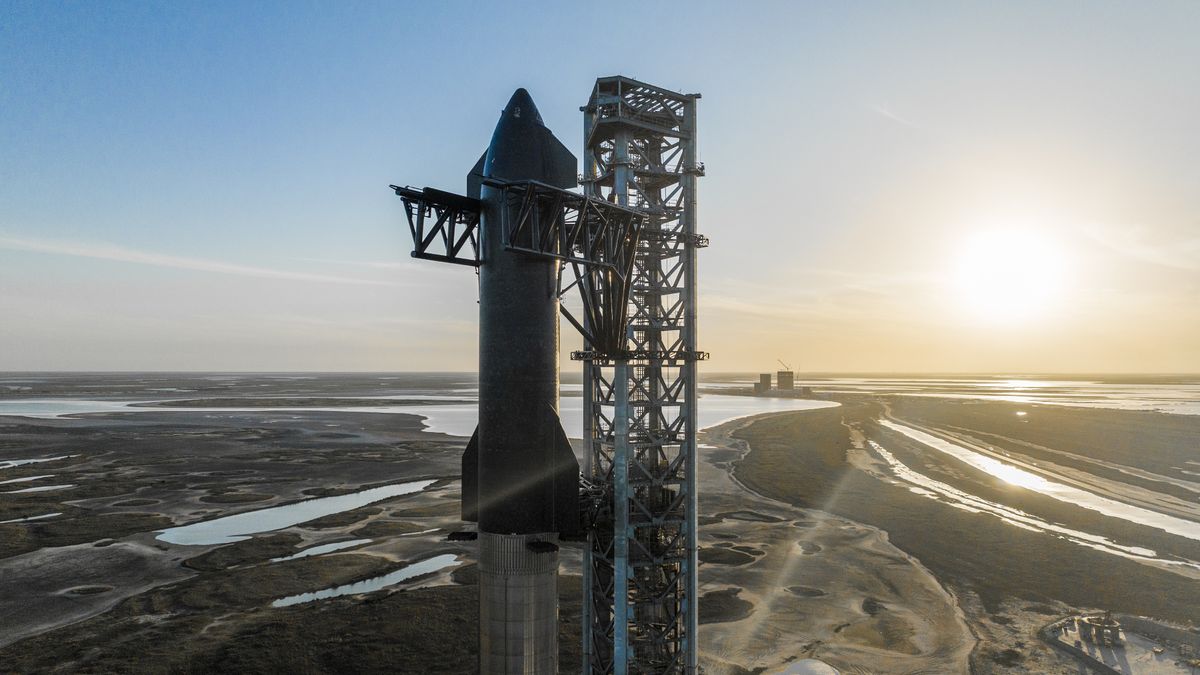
[394,76,704,674]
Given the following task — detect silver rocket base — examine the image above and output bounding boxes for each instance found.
[478,532,559,674]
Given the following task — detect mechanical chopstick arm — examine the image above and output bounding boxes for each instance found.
[392,179,645,355]
[390,185,482,267]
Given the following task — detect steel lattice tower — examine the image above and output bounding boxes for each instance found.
[577,76,706,674]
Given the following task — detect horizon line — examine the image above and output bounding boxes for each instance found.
[0,369,1196,378]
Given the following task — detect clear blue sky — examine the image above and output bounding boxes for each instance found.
[2,1,1197,371]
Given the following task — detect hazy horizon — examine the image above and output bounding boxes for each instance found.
[2,370,1197,380]
[2,2,1197,373]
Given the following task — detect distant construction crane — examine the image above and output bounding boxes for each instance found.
[776,360,795,391]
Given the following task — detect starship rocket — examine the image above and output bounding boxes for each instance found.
[461,88,581,673]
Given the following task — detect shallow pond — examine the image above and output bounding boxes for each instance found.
[409,395,839,438]
[0,474,53,485]
[270,538,373,562]
[0,455,77,470]
[1,484,74,494]
[271,553,458,607]
[0,512,61,524]
[879,419,1200,543]
[156,479,436,546]
[0,394,841,440]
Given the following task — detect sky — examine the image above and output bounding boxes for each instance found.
[1,1,1197,373]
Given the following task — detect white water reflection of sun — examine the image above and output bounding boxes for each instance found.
[953,229,1067,324]
[981,455,1052,491]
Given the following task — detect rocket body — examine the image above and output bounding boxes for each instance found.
[462,89,580,674]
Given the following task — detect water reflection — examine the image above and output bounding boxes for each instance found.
[1,484,74,494]
[0,455,77,470]
[3,376,1196,422]
[271,554,458,607]
[409,395,839,438]
[0,512,61,524]
[879,420,1200,542]
[868,440,1200,575]
[0,474,53,485]
[270,538,373,562]
[156,480,435,546]
[0,393,840,437]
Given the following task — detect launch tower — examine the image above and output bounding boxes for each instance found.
[393,77,703,674]
[578,76,706,674]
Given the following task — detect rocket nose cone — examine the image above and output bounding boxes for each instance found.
[503,88,544,126]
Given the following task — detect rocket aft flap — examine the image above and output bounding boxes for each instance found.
[460,405,581,537]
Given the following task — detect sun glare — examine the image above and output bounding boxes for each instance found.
[952,229,1066,324]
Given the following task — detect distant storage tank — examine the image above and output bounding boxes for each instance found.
[777,371,795,390]
[755,373,772,394]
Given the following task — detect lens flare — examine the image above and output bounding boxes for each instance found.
[952,229,1067,324]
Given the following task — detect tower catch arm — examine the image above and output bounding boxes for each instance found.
[391,185,482,267]
[392,180,647,358]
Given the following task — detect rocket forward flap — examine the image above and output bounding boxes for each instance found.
[540,131,578,190]
[461,426,479,522]
[468,126,572,198]
[467,150,487,200]
[475,129,574,192]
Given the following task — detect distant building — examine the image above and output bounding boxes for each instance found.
[777,371,794,390]
[755,373,771,394]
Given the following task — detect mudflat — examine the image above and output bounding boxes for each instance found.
[0,395,477,663]
[734,398,1200,672]
[697,415,975,674]
[2,374,1195,673]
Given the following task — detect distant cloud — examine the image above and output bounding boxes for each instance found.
[704,269,934,323]
[299,257,408,270]
[871,103,922,130]
[0,235,395,286]
[259,313,476,333]
[1080,224,1200,270]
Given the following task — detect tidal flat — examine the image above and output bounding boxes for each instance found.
[0,374,481,670]
[734,398,1200,672]
[1,373,1196,673]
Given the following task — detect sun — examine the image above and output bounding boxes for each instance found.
[952,229,1066,324]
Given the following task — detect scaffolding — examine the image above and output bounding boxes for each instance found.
[578,76,706,674]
